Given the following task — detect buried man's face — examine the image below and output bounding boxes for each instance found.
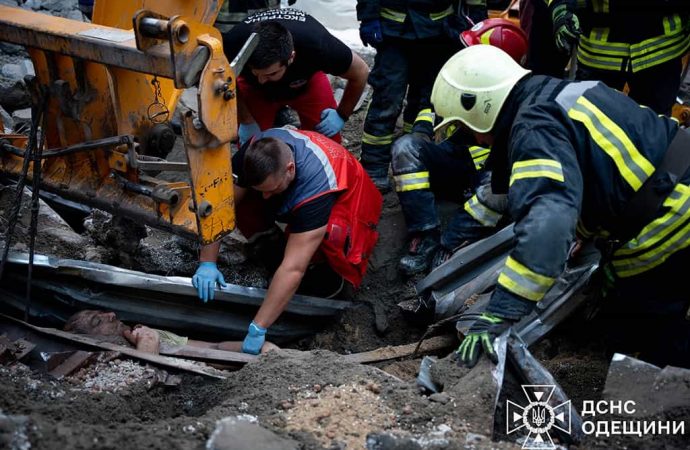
[72,310,130,336]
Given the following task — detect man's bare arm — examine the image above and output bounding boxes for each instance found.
[336,51,369,120]
[252,225,327,328]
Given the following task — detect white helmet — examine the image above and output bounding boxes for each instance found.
[432,45,531,134]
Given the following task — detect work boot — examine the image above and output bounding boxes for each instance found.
[430,246,454,272]
[430,240,473,272]
[399,231,440,276]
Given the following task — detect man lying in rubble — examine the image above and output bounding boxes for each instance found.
[222,8,369,144]
[192,127,383,355]
[64,310,278,355]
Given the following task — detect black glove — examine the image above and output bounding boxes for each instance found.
[456,312,511,368]
[550,0,581,54]
[288,0,297,5]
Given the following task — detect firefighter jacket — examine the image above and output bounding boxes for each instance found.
[575,0,690,73]
[485,75,685,320]
[264,128,383,288]
[356,0,456,39]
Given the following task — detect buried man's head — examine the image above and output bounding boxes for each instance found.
[64,310,130,336]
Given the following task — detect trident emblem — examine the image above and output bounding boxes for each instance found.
[532,407,546,426]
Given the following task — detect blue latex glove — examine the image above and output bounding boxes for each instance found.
[359,20,383,47]
[315,108,345,137]
[242,321,267,354]
[192,262,227,303]
[238,122,261,146]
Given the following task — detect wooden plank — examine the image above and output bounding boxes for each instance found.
[341,335,457,365]
[11,338,36,361]
[48,350,95,379]
[0,313,229,379]
[160,346,255,364]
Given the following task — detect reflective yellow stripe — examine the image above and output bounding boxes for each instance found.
[414,108,434,124]
[592,0,609,13]
[380,8,405,22]
[579,17,690,73]
[429,6,453,21]
[362,132,394,146]
[464,194,502,227]
[394,171,430,192]
[632,32,690,72]
[402,122,413,134]
[576,220,594,239]
[612,184,690,277]
[380,7,406,23]
[498,256,556,302]
[479,28,494,45]
[577,46,625,71]
[568,97,654,191]
[469,146,490,170]
[662,14,681,34]
[580,34,628,57]
[509,159,564,186]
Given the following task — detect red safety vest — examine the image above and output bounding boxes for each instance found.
[291,131,383,288]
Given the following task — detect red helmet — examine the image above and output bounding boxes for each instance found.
[460,18,528,65]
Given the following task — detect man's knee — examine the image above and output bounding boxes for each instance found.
[391,134,429,175]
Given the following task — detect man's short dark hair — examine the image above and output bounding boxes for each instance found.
[64,310,97,334]
[243,137,290,187]
[248,21,294,69]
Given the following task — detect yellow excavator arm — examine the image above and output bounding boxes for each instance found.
[0,0,251,244]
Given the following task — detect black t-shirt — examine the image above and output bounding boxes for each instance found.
[233,143,336,233]
[222,8,353,99]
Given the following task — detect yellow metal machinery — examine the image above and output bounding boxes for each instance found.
[0,0,250,244]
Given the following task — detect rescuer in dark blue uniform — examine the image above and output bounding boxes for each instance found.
[433,45,690,369]
[356,0,487,191]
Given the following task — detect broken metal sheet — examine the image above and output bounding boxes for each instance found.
[0,252,353,342]
[416,224,515,297]
[433,258,503,320]
[416,356,440,394]
[493,331,584,446]
[454,243,600,348]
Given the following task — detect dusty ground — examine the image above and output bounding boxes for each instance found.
[1,49,689,450]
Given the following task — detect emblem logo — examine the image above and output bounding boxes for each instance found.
[506,385,572,449]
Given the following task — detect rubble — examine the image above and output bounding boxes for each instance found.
[207,415,299,450]
[603,353,690,418]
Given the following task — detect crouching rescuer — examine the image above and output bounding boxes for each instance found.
[192,128,383,354]
[432,45,690,369]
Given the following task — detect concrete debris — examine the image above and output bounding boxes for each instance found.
[0,410,30,450]
[0,104,12,132]
[603,353,690,418]
[9,107,30,132]
[0,82,30,113]
[366,425,453,450]
[0,60,33,81]
[206,415,299,450]
[71,359,161,393]
[0,185,91,259]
